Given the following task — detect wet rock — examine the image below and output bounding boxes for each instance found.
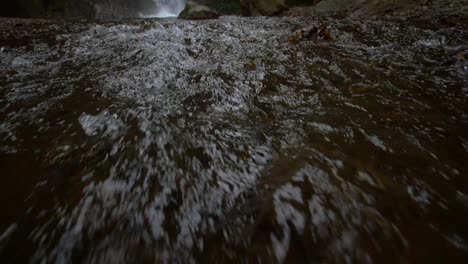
[240,0,289,16]
[288,24,335,44]
[191,0,242,15]
[178,1,220,20]
[288,29,304,43]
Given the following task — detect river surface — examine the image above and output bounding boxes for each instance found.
[0,14,467,263]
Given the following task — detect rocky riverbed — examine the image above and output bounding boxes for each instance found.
[0,7,467,264]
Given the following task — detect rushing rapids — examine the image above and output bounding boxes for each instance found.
[0,12,467,263]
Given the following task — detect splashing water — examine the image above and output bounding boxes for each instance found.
[145,0,186,18]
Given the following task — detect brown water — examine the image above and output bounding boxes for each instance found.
[0,14,467,263]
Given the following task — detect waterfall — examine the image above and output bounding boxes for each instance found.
[144,0,187,18]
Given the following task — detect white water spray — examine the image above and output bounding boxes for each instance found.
[144,0,187,18]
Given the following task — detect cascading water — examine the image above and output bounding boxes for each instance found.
[144,0,187,18]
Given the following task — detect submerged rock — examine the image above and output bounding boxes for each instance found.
[178,1,220,20]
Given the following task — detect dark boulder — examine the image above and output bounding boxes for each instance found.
[240,0,289,16]
[178,1,220,20]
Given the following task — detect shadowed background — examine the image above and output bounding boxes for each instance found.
[0,0,319,19]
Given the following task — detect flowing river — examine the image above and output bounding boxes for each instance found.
[0,13,467,263]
